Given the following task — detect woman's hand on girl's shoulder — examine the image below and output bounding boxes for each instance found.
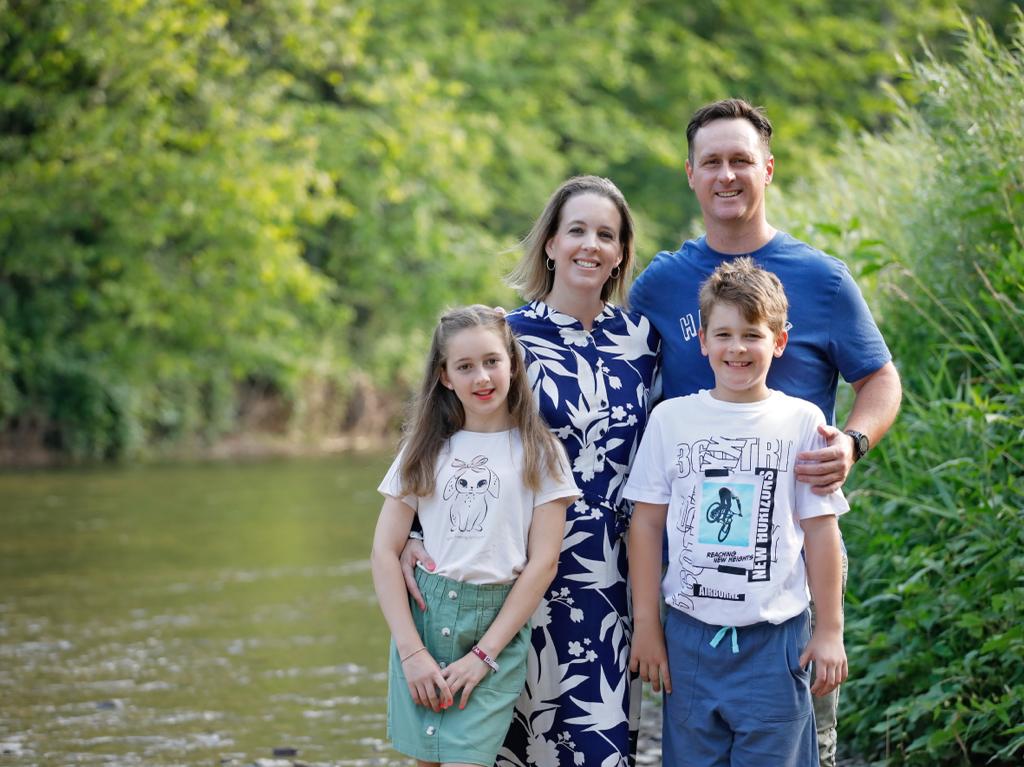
[441,651,493,710]
[402,651,453,712]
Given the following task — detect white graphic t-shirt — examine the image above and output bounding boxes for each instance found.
[379,429,579,584]
[624,390,849,626]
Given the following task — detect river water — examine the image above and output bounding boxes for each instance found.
[0,454,410,766]
[0,455,668,766]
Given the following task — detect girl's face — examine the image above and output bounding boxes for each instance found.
[544,192,623,304]
[440,326,513,432]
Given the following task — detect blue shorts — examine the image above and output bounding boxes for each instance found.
[663,608,818,767]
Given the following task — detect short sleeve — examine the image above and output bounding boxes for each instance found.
[622,406,672,504]
[377,451,419,510]
[535,442,581,507]
[828,267,892,384]
[793,406,850,520]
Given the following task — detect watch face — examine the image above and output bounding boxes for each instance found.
[849,431,868,458]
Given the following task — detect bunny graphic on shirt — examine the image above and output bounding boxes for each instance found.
[443,455,500,533]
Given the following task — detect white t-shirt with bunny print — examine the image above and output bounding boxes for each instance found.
[379,429,579,584]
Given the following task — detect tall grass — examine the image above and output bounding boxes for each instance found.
[779,13,1024,765]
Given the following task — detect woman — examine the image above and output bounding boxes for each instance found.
[403,176,659,766]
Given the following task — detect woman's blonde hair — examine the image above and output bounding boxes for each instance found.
[399,305,566,496]
[506,175,636,306]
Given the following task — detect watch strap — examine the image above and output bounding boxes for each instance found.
[471,645,499,673]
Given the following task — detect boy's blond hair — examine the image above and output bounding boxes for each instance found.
[698,257,788,335]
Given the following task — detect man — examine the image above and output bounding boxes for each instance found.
[630,98,902,766]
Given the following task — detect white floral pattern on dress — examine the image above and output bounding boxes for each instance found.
[498,301,659,767]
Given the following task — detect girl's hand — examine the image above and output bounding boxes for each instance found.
[402,650,453,712]
[441,651,492,709]
[399,538,435,611]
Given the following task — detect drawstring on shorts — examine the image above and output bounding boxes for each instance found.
[710,625,740,654]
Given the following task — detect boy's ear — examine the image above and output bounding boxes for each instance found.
[773,329,789,357]
[698,327,709,356]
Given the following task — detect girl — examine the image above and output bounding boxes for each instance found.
[371,305,579,767]
[402,178,660,766]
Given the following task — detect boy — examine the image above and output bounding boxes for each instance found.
[625,257,847,766]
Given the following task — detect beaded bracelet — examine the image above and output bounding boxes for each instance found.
[471,645,499,673]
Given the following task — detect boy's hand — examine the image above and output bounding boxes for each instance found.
[398,539,436,611]
[402,650,453,711]
[629,620,672,694]
[799,629,848,697]
[442,651,493,709]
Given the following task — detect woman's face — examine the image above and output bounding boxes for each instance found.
[544,192,623,303]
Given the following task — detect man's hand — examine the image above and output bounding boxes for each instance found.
[795,424,854,495]
[399,538,436,611]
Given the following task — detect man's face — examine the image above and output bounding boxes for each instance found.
[686,118,774,231]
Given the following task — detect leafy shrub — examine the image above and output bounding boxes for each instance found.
[779,14,1024,765]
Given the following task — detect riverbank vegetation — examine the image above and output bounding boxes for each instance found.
[2,5,1023,762]
[1,0,1018,462]
[778,17,1024,764]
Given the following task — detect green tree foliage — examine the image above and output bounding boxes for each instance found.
[0,0,1018,457]
[777,14,1024,764]
[1,1,337,456]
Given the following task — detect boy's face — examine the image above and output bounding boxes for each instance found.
[698,301,787,403]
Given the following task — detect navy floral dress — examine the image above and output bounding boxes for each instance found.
[499,301,660,767]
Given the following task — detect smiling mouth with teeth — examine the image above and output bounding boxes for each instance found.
[716,191,741,197]
[573,259,600,268]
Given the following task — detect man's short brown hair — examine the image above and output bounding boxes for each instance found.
[687,98,773,164]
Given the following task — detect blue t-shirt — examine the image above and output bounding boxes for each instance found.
[630,232,891,424]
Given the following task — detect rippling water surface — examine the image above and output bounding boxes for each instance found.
[0,454,408,766]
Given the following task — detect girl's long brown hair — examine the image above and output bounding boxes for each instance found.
[399,305,566,497]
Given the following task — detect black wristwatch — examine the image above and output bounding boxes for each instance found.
[845,430,870,462]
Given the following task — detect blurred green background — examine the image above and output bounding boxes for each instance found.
[0,0,1017,461]
[2,2,1022,764]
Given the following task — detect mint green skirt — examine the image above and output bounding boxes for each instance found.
[387,568,529,766]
